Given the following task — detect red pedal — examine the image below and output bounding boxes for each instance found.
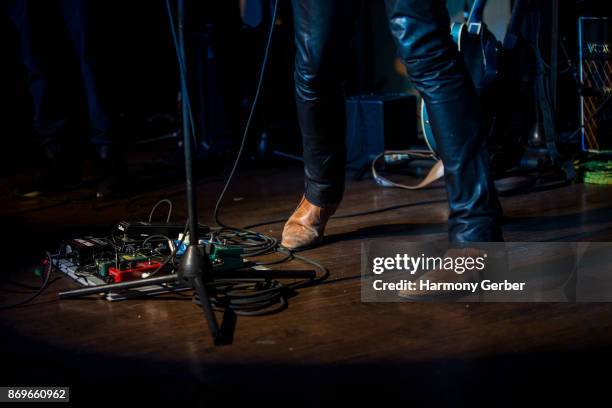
[108,260,162,283]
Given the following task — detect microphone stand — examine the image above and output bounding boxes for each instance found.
[173,0,221,344]
[58,0,221,345]
[58,0,317,346]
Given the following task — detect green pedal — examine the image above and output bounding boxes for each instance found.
[210,246,245,271]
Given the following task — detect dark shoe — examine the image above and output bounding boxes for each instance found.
[281,196,338,250]
[426,98,504,242]
[16,157,81,198]
[385,1,503,242]
[94,145,126,199]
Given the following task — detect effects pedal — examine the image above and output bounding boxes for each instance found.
[108,260,163,283]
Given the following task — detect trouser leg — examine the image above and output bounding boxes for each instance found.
[60,0,111,147]
[384,0,503,242]
[291,0,354,207]
[7,0,68,155]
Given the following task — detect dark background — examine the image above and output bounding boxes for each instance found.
[0,0,607,177]
[0,0,400,176]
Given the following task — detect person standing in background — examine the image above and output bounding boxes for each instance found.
[7,0,124,198]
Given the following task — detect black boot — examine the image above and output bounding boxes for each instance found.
[94,145,126,199]
[16,142,82,198]
[385,0,503,242]
[427,98,503,242]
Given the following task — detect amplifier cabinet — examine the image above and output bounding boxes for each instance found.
[579,17,612,152]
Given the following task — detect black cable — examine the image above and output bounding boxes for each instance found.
[200,279,288,316]
[148,199,173,223]
[147,221,189,277]
[198,0,290,274]
[254,250,293,266]
[193,248,328,317]
[0,253,54,309]
[243,198,448,229]
[278,247,329,288]
[166,0,284,272]
[142,234,174,248]
[212,0,279,228]
[164,0,209,150]
[166,0,279,264]
[211,227,278,258]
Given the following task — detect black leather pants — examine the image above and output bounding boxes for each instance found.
[292,0,503,242]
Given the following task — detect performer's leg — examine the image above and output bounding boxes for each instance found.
[384,0,503,242]
[61,0,124,198]
[282,0,354,249]
[60,0,111,147]
[7,0,82,196]
[8,0,68,156]
[292,0,354,206]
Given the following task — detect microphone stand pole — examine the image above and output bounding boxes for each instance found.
[175,0,221,344]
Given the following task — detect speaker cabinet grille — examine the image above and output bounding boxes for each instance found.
[579,17,612,152]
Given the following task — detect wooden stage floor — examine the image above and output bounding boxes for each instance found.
[2,163,612,405]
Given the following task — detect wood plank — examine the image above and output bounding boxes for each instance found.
[2,165,612,403]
